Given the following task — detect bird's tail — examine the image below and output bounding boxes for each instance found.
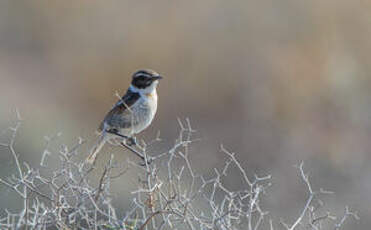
[86,133,108,164]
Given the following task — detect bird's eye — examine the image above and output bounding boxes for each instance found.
[133,76,152,88]
[138,76,146,81]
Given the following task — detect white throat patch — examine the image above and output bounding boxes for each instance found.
[129,81,158,95]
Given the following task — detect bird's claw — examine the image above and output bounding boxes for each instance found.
[126,137,137,146]
[139,156,153,166]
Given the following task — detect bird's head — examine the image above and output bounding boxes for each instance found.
[130,69,162,93]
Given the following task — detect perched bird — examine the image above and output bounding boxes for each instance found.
[86,69,162,164]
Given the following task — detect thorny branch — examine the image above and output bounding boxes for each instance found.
[0,114,359,229]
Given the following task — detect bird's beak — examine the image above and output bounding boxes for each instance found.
[153,75,163,80]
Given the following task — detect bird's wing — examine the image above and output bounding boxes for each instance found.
[99,90,141,131]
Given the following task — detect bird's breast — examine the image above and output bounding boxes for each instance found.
[128,93,157,134]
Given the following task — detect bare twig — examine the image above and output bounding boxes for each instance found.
[0,117,358,230]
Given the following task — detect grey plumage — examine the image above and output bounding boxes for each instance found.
[99,89,140,131]
[86,69,161,164]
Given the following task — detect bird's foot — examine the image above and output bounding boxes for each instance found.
[126,136,137,146]
[139,156,153,167]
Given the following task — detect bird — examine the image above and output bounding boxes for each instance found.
[86,69,162,164]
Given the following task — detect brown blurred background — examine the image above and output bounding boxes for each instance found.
[0,0,370,228]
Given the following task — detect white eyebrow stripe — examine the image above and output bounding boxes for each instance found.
[134,73,152,78]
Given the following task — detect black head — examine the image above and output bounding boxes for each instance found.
[131,69,163,89]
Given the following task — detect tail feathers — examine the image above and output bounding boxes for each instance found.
[86,134,107,164]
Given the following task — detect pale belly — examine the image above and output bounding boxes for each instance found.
[120,96,157,136]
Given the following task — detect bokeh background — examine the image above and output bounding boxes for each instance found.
[0,0,370,228]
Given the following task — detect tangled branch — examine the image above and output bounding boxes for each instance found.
[0,114,358,229]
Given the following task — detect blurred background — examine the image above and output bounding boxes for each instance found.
[0,0,370,228]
